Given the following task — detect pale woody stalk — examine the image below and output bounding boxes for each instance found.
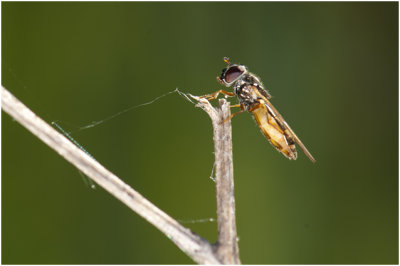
[1,86,240,264]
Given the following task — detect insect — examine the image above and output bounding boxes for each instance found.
[201,57,315,163]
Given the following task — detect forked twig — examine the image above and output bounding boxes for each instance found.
[1,86,240,264]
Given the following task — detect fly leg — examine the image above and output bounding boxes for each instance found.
[221,104,245,124]
[199,90,235,101]
[248,103,261,113]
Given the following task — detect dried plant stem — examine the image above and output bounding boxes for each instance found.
[2,86,240,264]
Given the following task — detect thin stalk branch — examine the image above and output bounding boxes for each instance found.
[1,86,220,264]
[191,95,241,264]
[2,86,240,264]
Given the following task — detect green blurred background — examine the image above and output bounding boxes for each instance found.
[2,2,398,264]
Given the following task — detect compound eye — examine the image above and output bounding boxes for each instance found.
[224,66,244,83]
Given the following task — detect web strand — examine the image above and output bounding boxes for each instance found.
[70,88,194,134]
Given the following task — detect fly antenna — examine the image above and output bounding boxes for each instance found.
[223,57,231,65]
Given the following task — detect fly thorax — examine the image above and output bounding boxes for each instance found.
[234,84,259,110]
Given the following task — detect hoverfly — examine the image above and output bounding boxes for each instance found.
[201,57,315,163]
